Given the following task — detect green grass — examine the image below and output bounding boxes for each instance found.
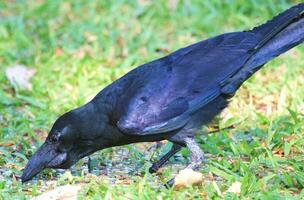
[0,0,304,199]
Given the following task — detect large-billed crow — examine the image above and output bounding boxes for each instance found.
[22,4,304,186]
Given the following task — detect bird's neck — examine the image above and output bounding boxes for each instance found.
[71,102,108,136]
[71,101,127,147]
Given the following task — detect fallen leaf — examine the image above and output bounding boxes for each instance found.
[174,168,203,188]
[226,181,241,195]
[54,48,64,56]
[5,65,36,90]
[84,31,97,43]
[0,140,14,147]
[137,0,150,6]
[272,149,284,157]
[167,0,178,10]
[31,185,81,200]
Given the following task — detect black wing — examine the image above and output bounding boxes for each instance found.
[116,3,304,136]
[115,31,260,135]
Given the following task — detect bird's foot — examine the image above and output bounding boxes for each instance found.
[149,163,160,174]
[163,137,204,188]
[164,178,175,188]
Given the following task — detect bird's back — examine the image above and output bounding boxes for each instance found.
[97,3,304,136]
[111,31,259,133]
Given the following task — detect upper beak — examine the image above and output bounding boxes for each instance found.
[21,142,67,183]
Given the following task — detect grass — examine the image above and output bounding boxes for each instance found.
[0,0,303,199]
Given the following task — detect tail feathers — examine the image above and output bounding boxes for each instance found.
[250,3,304,53]
[250,3,304,35]
[221,4,304,97]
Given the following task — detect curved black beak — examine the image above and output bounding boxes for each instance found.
[21,142,67,183]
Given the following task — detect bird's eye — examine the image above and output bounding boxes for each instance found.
[50,133,60,143]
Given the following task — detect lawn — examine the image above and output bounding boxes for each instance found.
[0,0,303,199]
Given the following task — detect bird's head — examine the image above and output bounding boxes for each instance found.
[21,111,96,183]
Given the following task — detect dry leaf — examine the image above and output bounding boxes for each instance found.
[167,0,178,10]
[174,169,203,188]
[0,141,14,147]
[227,181,241,195]
[137,0,150,6]
[31,185,81,200]
[84,31,97,43]
[5,65,36,90]
[54,48,64,56]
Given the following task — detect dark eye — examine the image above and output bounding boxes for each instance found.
[50,133,60,143]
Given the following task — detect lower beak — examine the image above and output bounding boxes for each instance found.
[21,142,67,183]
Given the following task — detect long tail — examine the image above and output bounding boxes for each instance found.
[221,3,304,96]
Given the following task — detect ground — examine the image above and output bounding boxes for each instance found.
[0,0,303,199]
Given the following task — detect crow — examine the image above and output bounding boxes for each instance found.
[22,3,304,186]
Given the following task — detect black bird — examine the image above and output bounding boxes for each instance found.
[22,4,304,185]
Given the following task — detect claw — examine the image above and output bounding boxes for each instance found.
[164,178,175,188]
[149,163,159,174]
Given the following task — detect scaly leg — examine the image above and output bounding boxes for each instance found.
[149,143,182,174]
[87,156,92,173]
[165,137,204,187]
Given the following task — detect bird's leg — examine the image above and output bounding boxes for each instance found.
[165,137,204,188]
[184,137,205,170]
[87,156,92,173]
[149,143,182,173]
[147,141,163,154]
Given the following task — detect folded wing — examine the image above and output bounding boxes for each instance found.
[117,32,260,135]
